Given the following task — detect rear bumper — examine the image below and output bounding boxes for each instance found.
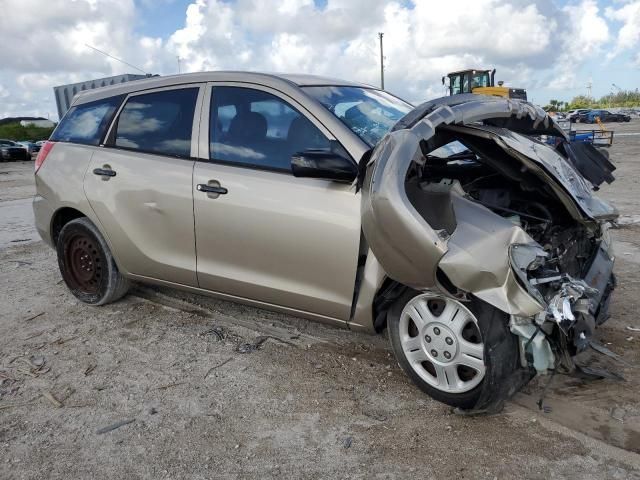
[33,194,54,248]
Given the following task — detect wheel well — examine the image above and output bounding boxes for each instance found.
[372,269,464,333]
[51,207,86,245]
[372,278,409,333]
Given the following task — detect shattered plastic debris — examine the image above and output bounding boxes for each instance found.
[574,364,625,381]
[235,335,297,353]
[236,336,269,354]
[590,341,635,368]
[96,418,135,435]
[200,325,225,341]
[547,279,598,332]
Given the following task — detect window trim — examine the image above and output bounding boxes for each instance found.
[102,83,205,161]
[198,81,354,174]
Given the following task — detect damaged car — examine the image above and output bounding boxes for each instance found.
[33,73,616,412]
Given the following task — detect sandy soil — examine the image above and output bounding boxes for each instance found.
[2,121,640,479]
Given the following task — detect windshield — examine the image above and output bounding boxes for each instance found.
[471,71,490,88]
[303,86,413,146]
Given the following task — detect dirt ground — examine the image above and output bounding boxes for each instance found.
[2,122,640,479]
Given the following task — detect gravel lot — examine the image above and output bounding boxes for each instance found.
[2,122,640,479]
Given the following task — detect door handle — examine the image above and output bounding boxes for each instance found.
[93,167,116,177]
[197,183,228,195]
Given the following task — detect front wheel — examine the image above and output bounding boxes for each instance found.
[57,217,130,305]
[387,291,523,411]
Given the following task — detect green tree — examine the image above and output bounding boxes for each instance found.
[0,122,55,141]
[567,95,595,109]
[567,89,640,110]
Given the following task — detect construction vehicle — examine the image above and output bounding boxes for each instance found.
[442,68,527,100]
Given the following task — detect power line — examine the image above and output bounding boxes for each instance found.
[84,44,148,75]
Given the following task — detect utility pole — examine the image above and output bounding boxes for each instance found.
[177,56,182,74]
[378,32,384,90]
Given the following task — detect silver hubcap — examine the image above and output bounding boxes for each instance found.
[399,293,485,394]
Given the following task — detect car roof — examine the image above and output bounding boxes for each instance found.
[72,71,375,107]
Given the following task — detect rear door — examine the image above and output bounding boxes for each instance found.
[84,85,203,286]
[192,84,361,321]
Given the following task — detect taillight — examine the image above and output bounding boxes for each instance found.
[35,141,56,173]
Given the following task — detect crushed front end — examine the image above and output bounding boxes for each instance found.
[361,94,617,385]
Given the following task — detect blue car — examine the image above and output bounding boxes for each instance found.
[577,109,631,123]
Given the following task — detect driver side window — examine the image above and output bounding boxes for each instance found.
[209,86,331,171]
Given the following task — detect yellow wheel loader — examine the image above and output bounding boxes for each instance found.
[443,69,527,100]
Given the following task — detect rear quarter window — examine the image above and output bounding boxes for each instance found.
[51,96,124,146]
[113,88,199,158]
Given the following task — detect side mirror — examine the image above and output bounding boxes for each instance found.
[291,149,357,183]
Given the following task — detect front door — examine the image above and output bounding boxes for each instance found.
[193,84,361,321]
[84,85,203,286]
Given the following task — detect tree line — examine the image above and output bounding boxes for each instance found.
[0,122,55,142]
[544,89,640,112]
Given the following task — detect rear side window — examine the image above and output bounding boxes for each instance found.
[51,96,123,145]
[114,88,198,158]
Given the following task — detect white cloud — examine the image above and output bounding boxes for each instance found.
[0,0,636,119]
[544,0,611,91]
[606,0,640,57]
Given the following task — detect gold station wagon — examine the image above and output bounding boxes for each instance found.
[34,72,617,411]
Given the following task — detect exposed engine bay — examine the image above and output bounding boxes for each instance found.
[413,128,616,365]
[361,94,618,389]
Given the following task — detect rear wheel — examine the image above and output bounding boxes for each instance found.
[387,291,522,410]
[57,217,129,305]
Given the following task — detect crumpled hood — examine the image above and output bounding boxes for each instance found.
[391,93,567,138]
[439,123,617,221]
[386,93,616,221]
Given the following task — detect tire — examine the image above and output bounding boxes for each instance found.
[56,217,129,305]
[387,291,523,411]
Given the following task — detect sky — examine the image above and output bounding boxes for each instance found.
[0,0,638,120]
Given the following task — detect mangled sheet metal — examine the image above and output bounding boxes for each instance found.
[362,94,617,374]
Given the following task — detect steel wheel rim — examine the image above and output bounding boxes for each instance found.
[65,233,102,294]
[399,293,485,394]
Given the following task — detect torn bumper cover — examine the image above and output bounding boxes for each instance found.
[361,94,617,374]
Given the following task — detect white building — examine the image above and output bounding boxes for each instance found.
[53,73,153,119]
[20,119,56,128]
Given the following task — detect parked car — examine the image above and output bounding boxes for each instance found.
[566,109,591,122]
[577,109,631,123]
[0,139,29,161]
[33,74,617,412]
[17,141,41,156]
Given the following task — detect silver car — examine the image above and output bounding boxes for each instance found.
[33,72,617,412]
